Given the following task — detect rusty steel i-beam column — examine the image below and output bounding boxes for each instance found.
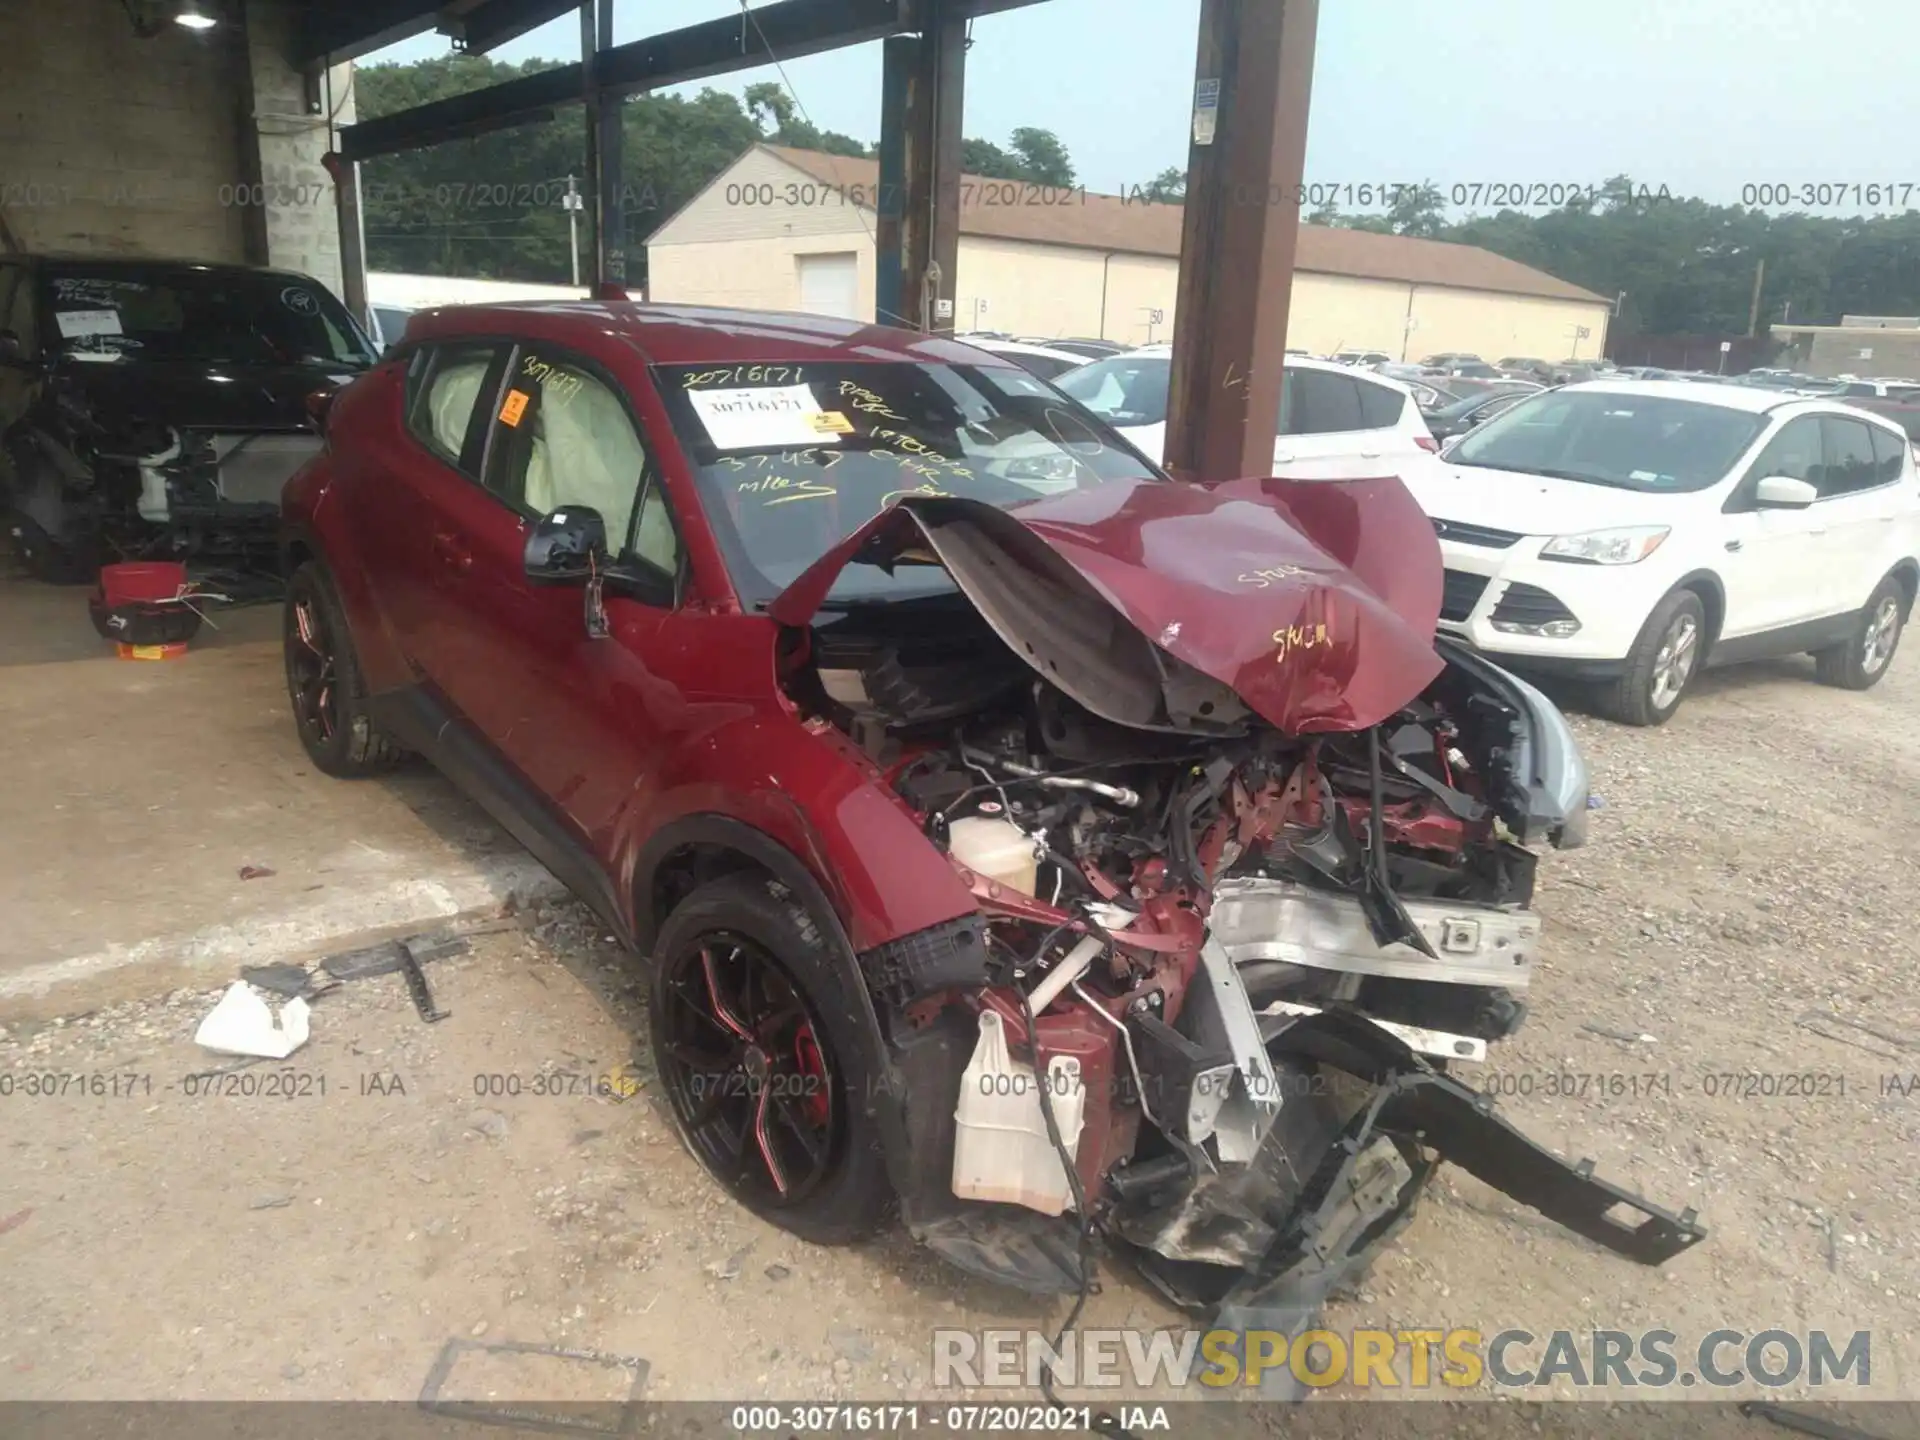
[900,0,966,333]
[1163,0,1318,483]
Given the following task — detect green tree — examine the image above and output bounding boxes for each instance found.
[1007,127,1075,187]
[742,81,870,158]
[1141,167,1186,204]
[962,137,1028,180]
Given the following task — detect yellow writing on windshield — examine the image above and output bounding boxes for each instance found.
[839,381,904,419]
[738,474,837,505]
[880,483,953,508]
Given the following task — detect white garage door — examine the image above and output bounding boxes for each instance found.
[796,252,860,320]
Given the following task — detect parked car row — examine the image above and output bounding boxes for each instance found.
[1046,351,1916,729]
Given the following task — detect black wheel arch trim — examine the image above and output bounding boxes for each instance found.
[1663,569,1726,653]
[631,813,914,1200]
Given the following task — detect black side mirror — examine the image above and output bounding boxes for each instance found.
[524,505,609,583]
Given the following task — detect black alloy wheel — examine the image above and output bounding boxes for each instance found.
[648,875,891,1243]
[655,931,841,1208]
[283,561,404,776]
[286,580,340,750]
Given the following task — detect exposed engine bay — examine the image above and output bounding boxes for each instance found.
[770,487,1706,1384]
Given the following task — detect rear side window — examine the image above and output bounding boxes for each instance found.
[1286,369,1364,434]
[1356,377,1407,428]
[1868,423,1909,485]
[1818,417,1879,497]
[405,343,505,477]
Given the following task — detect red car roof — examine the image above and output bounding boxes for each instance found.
[402,301,1020,369]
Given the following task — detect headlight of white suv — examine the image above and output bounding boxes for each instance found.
[1539,526,1670,565]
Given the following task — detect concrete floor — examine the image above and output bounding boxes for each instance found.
[0,569,562,1019]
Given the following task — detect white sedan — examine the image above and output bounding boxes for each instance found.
[1402,380,1920,724]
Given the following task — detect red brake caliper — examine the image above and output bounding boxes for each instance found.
[700,948,789,1197]
[793,1025,830,1128]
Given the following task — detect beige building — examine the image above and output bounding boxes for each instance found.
[648,145,1612,360]
[1772,316,1920,381]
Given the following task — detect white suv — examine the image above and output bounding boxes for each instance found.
[1399,380,1920,725]
[1054,347,1438,466]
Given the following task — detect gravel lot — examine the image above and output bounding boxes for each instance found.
[3,648,1918,1435]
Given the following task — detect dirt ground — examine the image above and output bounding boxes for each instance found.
[3,650,1919,1437]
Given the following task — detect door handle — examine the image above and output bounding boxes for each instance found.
[431,532,472,574]
[1725,539,1742,552]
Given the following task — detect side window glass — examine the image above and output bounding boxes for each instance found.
[1749,417,1822,485]
[405,343,503,477]
[1356,378,1406,429]
[1277,369,1297,435]
[488,347,645,551]
[1293,370,1364,434]
[631,474,683,578]
[1868,424,1907,486]
[1817,417,1877,497]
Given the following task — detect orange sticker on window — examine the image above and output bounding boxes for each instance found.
[499,389,530,426]
[808,410,855,435]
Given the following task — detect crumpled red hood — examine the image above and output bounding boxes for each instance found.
[766,474,1445,734]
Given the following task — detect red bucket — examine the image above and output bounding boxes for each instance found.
[99,561,189,606]
[91,562,202,649]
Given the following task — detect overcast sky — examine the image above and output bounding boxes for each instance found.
[376,0,1910,214]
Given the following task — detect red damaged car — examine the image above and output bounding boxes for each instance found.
[282,303,1702,1358]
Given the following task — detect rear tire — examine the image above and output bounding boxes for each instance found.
[283,560,405,776]
[1814,577,1904,690]
[650,874,892,1245]
[1600,590,1705,727]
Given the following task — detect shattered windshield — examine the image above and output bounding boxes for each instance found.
[656,360,1161,607]
[1449,389,1769,492]
[40,265,377,368]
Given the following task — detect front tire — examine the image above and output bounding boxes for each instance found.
[283,560,405,776]
[650,874,892,1245]
[1601,589,1705,727]
[1814,578,1905,691]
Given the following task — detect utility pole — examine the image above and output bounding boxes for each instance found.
[1746,256,1766,337]
[564,175,584,288]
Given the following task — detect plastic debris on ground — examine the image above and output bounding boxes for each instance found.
[193,981,312,1059]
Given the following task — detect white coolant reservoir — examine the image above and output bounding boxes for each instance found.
[948,815,1040,897]
[952,1009,1085,1217]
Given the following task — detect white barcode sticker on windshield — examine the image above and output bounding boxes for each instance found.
[688,384,841,451]
[55,308,123,339]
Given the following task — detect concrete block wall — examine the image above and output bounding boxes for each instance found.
[0,0,352,297]
[241,0,354,297]
[0,0,251,262]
